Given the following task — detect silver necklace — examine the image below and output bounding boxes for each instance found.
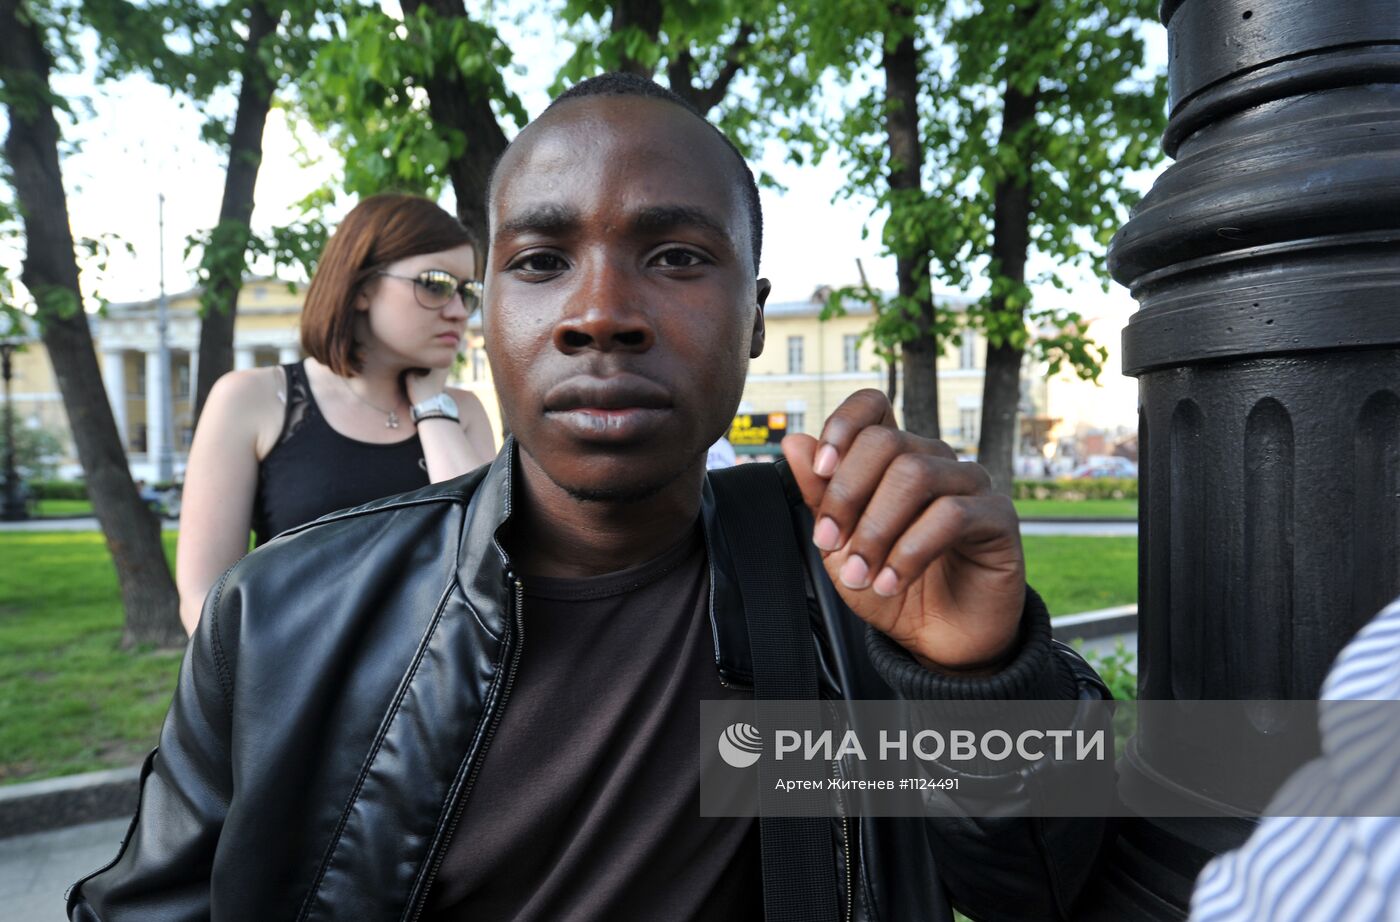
[340,375,401,429]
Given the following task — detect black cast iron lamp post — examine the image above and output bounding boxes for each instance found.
[1074,1,1400,918]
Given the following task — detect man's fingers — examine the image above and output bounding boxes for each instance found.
[853,493,1020,598]
[813,390,900,475]
[780,433,828,516]
[813,389,956,479]
[829,455,986,588]
[815,429,986,553]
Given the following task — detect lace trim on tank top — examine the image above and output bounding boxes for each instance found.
[276,362,313,446]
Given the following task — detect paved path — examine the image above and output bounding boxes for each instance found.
[0,517,178,532]
[4,517,1137,537]
[1021,520,1137,537]
[0,818,126,921]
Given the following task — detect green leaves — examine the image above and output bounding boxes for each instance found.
[293,4,524,201]
[752,0,1164,383]
[29,282,83,322]
[184,218,326,316]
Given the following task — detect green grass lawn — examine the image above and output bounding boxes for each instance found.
[33,498,95,517]
[1014,498,1137,519]
[0,531,183,785]
[1023,535,1136,615]
[0,529,1136,785]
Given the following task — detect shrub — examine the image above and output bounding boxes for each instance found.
[28,479,88,501]
[1078,640,1139,701]
[1012,478,1138,501]
[0,411,66,481]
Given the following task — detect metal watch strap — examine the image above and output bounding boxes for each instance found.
[410,393,459,423]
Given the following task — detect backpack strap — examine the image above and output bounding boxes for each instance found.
[709,461,840,922]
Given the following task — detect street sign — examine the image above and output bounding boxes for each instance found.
[729,412,788,447]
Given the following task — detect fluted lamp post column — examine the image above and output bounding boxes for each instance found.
[1083,1,1400,917]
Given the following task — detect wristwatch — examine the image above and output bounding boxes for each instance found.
[410,392,460,424]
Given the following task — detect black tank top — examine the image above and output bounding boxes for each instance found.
[251,362,430,546]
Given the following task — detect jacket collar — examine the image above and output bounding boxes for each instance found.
[455,437,518,639]
[458,437,755,686]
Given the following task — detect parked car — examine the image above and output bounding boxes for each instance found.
[1070,456,1138,479]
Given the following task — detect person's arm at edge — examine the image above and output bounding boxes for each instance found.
[175,369,271,634]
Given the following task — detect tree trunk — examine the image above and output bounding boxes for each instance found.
[193,0,278,423]
[1,0,184,648]
[883,5,938,438]
[977,30,1040,494]
[401,0,510,263]
[611,0,664,75]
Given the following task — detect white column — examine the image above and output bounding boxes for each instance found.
[278,345,300,365]
[235,347,256,371]
[187,348,199,403]
[102,350,128,449]
[145,350,166,461]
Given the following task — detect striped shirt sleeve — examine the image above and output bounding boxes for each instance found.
[1189,595,1400,922]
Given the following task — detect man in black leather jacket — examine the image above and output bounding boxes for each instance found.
[69,73,1111,921]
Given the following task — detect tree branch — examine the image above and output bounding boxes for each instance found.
[672,22,754,115]
[399,0,509,258]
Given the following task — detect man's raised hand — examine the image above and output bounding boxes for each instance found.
[781,389,1027,673]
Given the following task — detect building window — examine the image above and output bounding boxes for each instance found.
[959,407,979,443]
[135,424,148,454]
[842,334,860,373]
[960,332,978,370]
[787,336,805,374]
[788,411,805,434]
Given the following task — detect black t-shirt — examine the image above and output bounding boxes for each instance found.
[424,523,761,921]
[252,362,428,545]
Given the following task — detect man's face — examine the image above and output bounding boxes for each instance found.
[484,95,768,503]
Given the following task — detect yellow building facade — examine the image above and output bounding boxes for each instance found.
[736,295,1006,455]
[6,278,304,480]
[7,280,1049,478]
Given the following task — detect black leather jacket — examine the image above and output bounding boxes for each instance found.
[69,443,1111,922]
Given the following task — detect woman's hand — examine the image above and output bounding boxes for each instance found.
[403,365,452,407]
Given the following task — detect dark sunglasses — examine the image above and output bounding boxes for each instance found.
[375,270,482,311]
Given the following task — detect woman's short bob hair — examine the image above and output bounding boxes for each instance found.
[300,193,474,377]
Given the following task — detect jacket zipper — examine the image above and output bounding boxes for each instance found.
[404,576,525,922]
[827,699,853,922]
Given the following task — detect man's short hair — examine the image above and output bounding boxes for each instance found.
[491,72,764,275]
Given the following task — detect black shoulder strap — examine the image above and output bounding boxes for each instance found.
[709,461,840,922]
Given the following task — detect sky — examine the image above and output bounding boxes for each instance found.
[5,2,1169,433]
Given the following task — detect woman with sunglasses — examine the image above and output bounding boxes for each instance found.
[175,193,496,634]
